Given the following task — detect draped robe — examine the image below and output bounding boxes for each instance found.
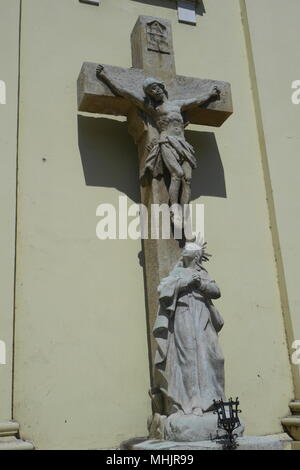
[153,265,225,416]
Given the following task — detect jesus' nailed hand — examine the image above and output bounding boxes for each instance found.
[96,64,220,212]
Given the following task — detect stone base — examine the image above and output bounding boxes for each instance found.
[291,441,300,450]
[121,433,293,451]
[0,422,34,450]
[148,411,244,442]
[163,411,244,442]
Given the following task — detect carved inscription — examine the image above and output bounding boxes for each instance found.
[146,20,170,54]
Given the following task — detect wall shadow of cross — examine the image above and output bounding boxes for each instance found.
[186,130,227,200]
[77,115,140,203]
[77,115,226,203]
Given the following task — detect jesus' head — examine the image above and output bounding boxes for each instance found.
[143,77,168,102]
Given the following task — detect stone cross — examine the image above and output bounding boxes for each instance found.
[77,16,233,373]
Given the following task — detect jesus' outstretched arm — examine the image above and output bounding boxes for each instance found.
[96,64,145,110]
[174,86,220,112]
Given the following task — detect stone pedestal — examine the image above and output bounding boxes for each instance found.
[121,433,293,451]
[150,411,244,442]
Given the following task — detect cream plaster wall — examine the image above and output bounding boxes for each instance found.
[13,0,151,450]
[244,0,300,397]
[0,0,20,422]
[12,0,294,448]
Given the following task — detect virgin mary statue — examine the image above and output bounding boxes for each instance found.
[149,237,235,441]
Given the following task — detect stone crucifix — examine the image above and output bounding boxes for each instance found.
[77,15,233,371]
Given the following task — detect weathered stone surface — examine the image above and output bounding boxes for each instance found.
[78,63,144,116]
[282,400,300,441]
[282,417,300,440]
[147,238,233,442]
[78,62,232,127]
[152,239,225,414]
[0,421,34,450]
[121,433,293,451]
[131,16,176,80]
[163,412,244,442]
[77,15,233,373]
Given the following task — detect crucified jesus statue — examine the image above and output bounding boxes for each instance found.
[96,65,220,217]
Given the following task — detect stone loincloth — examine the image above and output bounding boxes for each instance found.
[140,135,197,184]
